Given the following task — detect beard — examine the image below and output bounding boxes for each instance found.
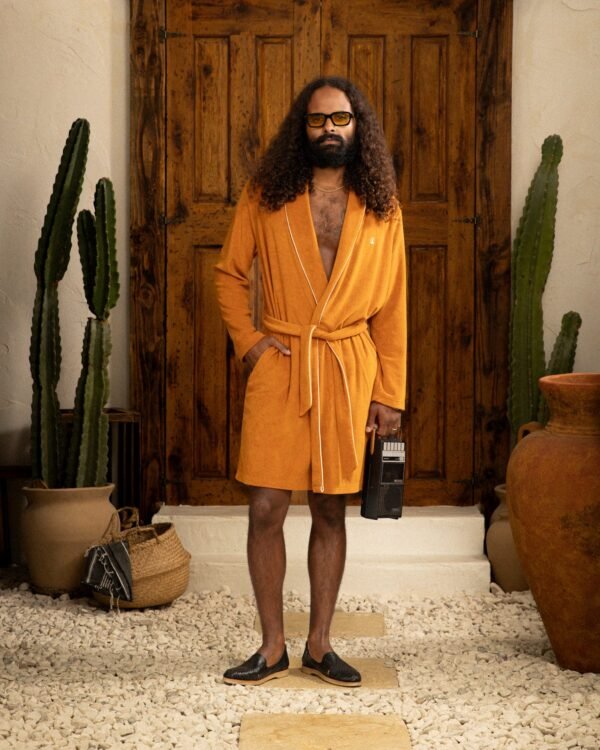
[304,133,357,168]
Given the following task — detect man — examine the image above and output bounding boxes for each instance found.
[214,76,406,687]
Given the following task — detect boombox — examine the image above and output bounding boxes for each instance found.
[361,431,406,520]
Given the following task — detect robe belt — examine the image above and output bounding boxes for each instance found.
[263,314,368,417]
[263,314,368,485]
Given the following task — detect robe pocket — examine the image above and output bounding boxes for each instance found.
[247,345,276,385]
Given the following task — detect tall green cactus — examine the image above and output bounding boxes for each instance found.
[30,120,120,488]
[30,119,90,487]
[508,134,582,448]
[65,179,120,487]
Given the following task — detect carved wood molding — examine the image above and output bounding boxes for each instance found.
[130,0,166,521]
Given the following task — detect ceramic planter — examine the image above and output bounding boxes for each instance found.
[506,373,600,673]
[486,483,528,592]
[21,484,117,595]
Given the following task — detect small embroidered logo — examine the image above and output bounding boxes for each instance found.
[369,237,375,246]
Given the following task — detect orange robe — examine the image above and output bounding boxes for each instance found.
[214,184,407,494]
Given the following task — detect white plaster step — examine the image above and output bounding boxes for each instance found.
[153,504,490,598]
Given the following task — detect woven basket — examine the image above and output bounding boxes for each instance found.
[93,509,190,609]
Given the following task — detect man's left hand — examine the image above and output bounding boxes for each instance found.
[365,401,402,438]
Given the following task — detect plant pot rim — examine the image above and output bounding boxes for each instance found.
[22,483,116,494]
[539,372,600,387]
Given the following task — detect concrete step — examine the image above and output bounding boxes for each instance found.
[153,504,490,597]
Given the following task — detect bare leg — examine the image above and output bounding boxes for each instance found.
[247,487,291,666]
[306,492,348,661]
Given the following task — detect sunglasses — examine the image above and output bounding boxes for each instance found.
[304,111,354,128]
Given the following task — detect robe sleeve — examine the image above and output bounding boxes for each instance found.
[213,186,265,361]
[369,207,407,410]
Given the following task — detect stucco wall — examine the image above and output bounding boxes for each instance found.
[512,0,600,374]
[0,1,130,464]
[0,0,599,466]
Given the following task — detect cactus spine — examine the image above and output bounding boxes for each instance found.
[508,134,582,448]
[30,120,120,488]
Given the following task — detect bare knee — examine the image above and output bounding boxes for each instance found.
[308,493,347,530]
[248,488,290,534]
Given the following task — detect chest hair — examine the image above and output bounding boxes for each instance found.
[309,190,348,280]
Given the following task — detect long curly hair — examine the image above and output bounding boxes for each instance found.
[249,77,398,220]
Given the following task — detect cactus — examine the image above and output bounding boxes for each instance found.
[65,178,119,487]
[537,310,582,425]
[30,119,90,487]
[508,135,582,448]
[29,120,120,488]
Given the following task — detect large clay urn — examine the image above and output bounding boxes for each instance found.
[506,373,600,673]
[21,484,118,595]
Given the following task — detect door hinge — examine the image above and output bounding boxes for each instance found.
[159,27,186,43]
[159,212,186,227]
[457,29,479,39]
[453,215,481,226]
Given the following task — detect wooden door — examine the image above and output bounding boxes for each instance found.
[165,0,477,505]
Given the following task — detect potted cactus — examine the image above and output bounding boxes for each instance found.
[486,134,582,592]
[21,118,120,595]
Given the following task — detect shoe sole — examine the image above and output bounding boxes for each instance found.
[223,668,289,686]
[301,666,362,687]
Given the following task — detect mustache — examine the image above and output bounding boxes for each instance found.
[315,134,344,145]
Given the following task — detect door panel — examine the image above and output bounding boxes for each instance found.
[165,0,320,502]
[165,0,477,505]
[322,0,477,504]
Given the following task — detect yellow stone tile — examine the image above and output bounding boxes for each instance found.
[239,713,411,749]
[254,610,386,637]
[257,657,398,690]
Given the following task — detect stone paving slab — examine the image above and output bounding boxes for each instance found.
[239,713,411,749]
[254,610,386,637]
[257,657,398,690]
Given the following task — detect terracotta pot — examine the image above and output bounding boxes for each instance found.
[506,373,600,673]
[21,484,118,595]
[486,484,528,592]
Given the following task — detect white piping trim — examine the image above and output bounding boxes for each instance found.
[306,324,316,410]
[316,339,325,492]
[285,205,318,305]
[318,212,365,324]
[327,341,357,466]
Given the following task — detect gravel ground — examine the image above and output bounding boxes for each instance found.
[0,571,598,750]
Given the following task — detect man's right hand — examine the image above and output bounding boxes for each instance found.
[244,335,291,369]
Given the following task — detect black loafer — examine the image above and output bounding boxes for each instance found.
[301,642,362,687]
[223,646,289,685]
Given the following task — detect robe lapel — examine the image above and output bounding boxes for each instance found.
[285,190,328,303]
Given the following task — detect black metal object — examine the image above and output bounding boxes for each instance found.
[361,435,406,520]
[0,465,31,566]
[107,409,142,512]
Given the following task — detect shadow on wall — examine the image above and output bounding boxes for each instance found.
[0,427,29,465]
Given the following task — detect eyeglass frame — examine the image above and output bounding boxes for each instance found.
[304,111,355,128]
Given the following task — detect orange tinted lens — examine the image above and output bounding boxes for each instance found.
[306,113,326,127]
[331,112,352,125]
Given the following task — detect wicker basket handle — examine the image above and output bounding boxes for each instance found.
[96,511,120,545]
[117,506,140,530]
